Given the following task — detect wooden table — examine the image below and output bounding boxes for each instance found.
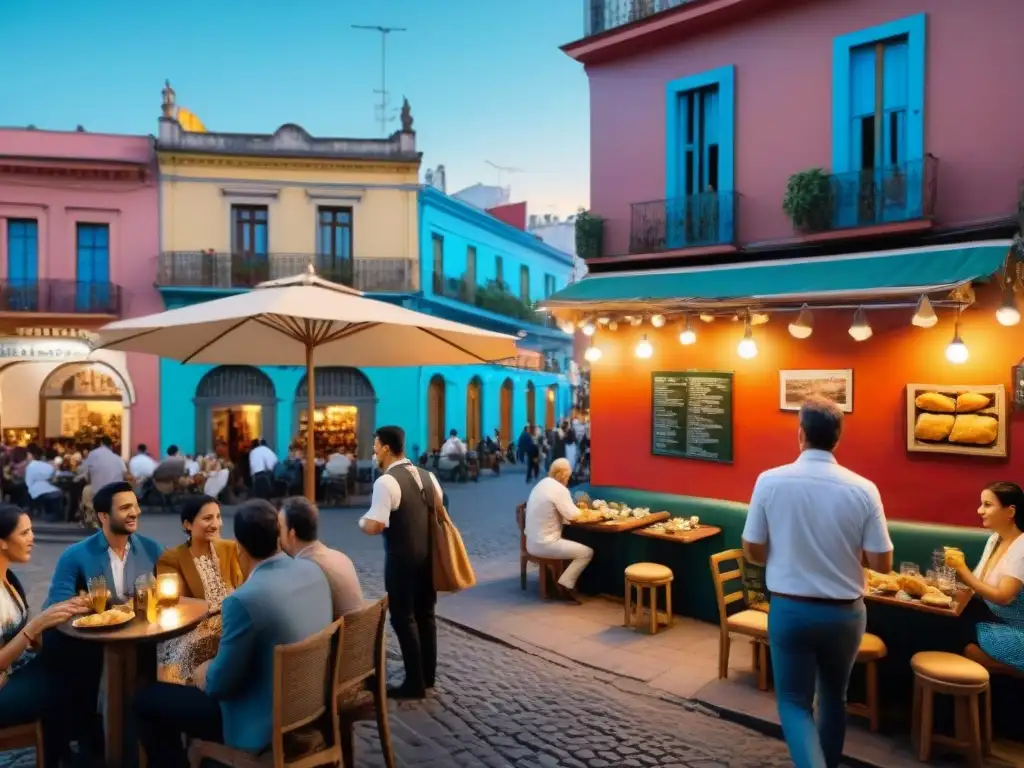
[60,597,209,768]
[571,511,670,533]
[633,524,723,545]
[865,587,973,617]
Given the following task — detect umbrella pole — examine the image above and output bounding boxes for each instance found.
[304,341,316,502]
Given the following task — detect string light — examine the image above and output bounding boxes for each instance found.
[911,295,938,328]
[608,320,618,331]
[750,312,770,326]
[699,313,715,323]
[679,315,696,345]
[848,307,873,341]
[946,308,969,364]
[584,343,602,363]
[788,304,813,339]
[582,321,596,337]
[560,322,575,334]
[737,315,757,359]
[650,314,666,328]
[996,284,1021,327]
[598,316,610,325]
[635,334,653,359]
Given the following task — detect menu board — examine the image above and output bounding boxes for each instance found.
[651,371,734,463]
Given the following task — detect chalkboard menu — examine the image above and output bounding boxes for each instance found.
[651,371,734,463]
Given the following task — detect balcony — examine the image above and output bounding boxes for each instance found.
[157,252,417,293]
[435,275,554,328]
[784,156,939,237]
[630,191,737,254]
[584,0,694,37]
[0,280,121,316]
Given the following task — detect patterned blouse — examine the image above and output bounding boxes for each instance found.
[158,545,230,684]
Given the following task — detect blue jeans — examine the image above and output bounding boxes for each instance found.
[768,596,866,768]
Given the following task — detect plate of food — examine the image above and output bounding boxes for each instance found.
[72,606,135,630]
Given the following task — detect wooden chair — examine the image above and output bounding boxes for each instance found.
[187,618,344,768]
[624,562,673,635]
[0,722,44,768]
[846,633,887,732]
[911,651,992,767]
[709,549,770,691]
[516,503,566,599]
[334,598,395,768]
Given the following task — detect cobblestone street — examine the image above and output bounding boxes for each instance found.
[7,470,792,767]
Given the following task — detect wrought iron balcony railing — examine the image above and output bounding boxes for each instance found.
[435,275,555,328]
[584,0,694,37]
[788,155,939,235]
[156,252,417,293]
[630,190,737,253]
[0,280,121,315]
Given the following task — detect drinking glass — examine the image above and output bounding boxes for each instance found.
[925,569,938,586]
[936,566,956,594]
[133,576,153,619]
[932,548,946,572]
[87,576,109,614]
[900,562,920,577]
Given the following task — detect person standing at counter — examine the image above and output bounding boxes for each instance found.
[524,458,592,603]
[741,397,893,768]
[946,481,1024,673]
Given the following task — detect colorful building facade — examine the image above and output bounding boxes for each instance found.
[0,128,161,455]
[553,1,1024,526]
[155,86,572,462]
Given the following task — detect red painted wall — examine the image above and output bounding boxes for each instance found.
[588,0,1024,255]
[486,202,527,231]
[590,285,1024,526]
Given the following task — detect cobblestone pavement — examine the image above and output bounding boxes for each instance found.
[6,469,793,767]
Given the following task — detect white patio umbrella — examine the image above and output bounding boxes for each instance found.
[96,267,519,499]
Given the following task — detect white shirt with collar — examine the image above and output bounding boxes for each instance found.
[742,449,893,600]
[360,458,442,529]
[249,445,278,474]
[108,538,132,597]
[128,453,158,481]
[25,459,59,499]
[524,476,580,547]
[441,437,466,458]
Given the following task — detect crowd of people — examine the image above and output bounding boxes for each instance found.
[0,424,443,768]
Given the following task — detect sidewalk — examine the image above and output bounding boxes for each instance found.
[438,560,1022,768]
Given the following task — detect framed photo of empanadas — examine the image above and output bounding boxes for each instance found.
[906,384,1006,457]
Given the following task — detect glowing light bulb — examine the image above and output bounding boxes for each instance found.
[997,287,1020,327]
[788,304,814,339]
[582,322,596,337]
[912,295,938,328]
[750,312,770,326]
[635,334,653,359]
[608,321,618,331]
[560,322,575,335]
[584,344,602,363]
[678,316,696,345]
[848,308,873,341]
[945,333,969,364]
[598,316,610,325]
[737,318,757,359]
[699,313,715,323]
[650,314,666,328]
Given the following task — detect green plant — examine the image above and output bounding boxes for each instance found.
[782,168,835,232]
[575,209,604,260]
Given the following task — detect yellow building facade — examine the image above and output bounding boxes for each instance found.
[156,83,421,293]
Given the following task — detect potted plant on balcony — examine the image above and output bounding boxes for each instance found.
[783,168,835,232]
[575,209,604,261]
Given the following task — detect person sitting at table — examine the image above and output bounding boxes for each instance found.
[156,494,244,684]
[24,444,63,523]
[945,481,1024,674]
[134,499,332,767]
[76,437,128,519]
[0,505,89,768]
[438,429,468,481]
[524,458,592,604]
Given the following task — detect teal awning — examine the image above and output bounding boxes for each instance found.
[542,241,1014,311]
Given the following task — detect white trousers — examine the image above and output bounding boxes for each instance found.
[527,538,594,589]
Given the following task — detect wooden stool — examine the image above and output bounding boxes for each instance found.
[911,651,991,767]
[846,633,887,732]
[624,562,673,635]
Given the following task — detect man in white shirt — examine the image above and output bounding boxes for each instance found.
[524,458,593,603]
[742,397,893,768]
[128,444,158,484]
[437,429,468,481]
[25,443,64,521]
[359,425,443,699]
[248,439,278,500]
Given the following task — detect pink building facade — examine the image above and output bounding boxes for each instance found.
[0,129,161,455]
[571,0,1023,262]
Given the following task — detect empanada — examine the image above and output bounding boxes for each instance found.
[949,414,998,445]
[955,392,990,413]
[915,392,956,413]
[920,592,953,608]
[914,413,954,441]
[898,574,929,598]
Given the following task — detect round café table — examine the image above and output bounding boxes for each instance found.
[60,597,210,768]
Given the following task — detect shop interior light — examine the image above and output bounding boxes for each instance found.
[650,314,666,328]
[911,295,938,328]
[996,284,1021,327]
[635,334,653,359]
[582,321,596,337]
[737,316,758,359]
[584,343,602,363]
[788,304,814,339]
[678,315,696,346]
[946,309,969,364]
[848,307,873,341]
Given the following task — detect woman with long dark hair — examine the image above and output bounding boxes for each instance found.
[0,505,88,765]
[946,481,1024,672]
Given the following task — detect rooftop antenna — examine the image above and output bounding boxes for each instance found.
[352,24,407,137]
[485,160,524,188]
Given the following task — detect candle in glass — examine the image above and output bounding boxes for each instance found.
[156,573,180,606]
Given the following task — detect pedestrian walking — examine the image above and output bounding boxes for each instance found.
[741,397,893,768]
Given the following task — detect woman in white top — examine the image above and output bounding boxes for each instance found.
[946,481,1024,673]
[0,504,89,766]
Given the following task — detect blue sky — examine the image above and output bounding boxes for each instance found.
[0,0,590,213]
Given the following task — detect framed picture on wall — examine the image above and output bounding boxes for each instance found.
[906,384,1007,458]
[779,369,853,413]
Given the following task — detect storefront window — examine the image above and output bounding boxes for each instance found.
[296,406,358,458]
[211,405,262,463]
